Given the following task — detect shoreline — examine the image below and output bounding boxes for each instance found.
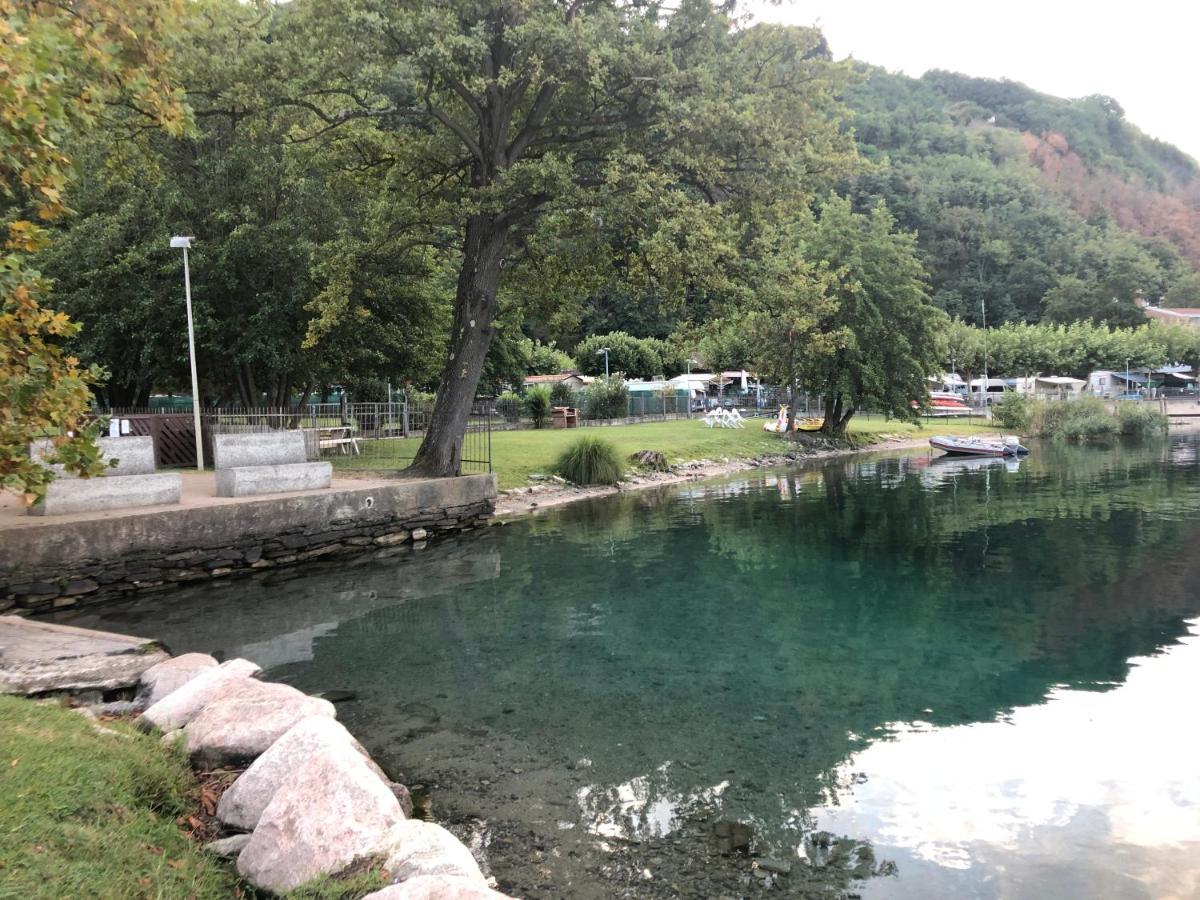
[492,434,942,519]
[495,417,1200,520]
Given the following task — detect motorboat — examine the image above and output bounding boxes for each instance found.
[929,435,1029,457]
[913,391,973,417]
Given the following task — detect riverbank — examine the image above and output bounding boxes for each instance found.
[493,433,954,519]
[0,618,513,899]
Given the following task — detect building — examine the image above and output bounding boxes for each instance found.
[1138,301,1200,328]
[1013,375,1087,400]
[521,372,592,392]
[1088,370,1149,398]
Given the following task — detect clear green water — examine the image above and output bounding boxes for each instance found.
[61,439,1200,898]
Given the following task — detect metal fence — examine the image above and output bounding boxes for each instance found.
[102,398,492,474]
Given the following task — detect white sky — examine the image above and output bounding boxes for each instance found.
[746,0,1200,163]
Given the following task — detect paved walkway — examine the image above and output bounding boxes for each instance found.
[0,469,396,531]
[0,616,168,695]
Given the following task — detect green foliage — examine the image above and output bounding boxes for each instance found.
[0,695,239,898]
[524,386,553,429]
[549,381,576,408]
[527,341,576,376]
[800,197,947,434]
[575,333,663,380]
[992,393,1033,431]
[1115,401,1168,437]
[845,65,1200,328]
[555,436,624,486]
[1034,396,1119,441]
[496,391,523,424]
[1,0,187,499]
[940,320,1200,379]
[582,377,631,420]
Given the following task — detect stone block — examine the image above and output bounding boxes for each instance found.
[30,436,157,477]
[215,462,332,497]
[138,652,219,705]
[372,820,486,886]
[237,749,404,892]
[28,473,182,516]
[363,877,513,900]
[217,716,389,831]
[213,432,308,469]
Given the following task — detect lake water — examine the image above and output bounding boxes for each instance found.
[59,438,1200,898]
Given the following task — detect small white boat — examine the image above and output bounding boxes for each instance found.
[929,435,1029,457]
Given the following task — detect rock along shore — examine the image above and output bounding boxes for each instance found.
[6,631,514,899]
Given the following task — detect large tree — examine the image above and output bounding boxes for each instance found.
[800,198,947,436]
[277,0,854,475]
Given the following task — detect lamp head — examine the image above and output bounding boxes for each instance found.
[170,236,194,249]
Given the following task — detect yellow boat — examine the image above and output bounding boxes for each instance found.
[763,406,823,433]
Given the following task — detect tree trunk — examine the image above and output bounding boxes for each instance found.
[821,392,837,435]
[410,214,507,477]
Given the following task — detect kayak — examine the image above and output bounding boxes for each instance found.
[929,435,1029,457]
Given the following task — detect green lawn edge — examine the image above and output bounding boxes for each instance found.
[334,415,1002,490]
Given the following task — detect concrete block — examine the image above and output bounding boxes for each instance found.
[215,463,332,497]
[30,436,157,477]
[28,473,182,516]
[213,432,308,469]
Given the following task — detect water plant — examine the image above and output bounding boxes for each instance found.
[555,435,623,485]
[1115,400,1169,437]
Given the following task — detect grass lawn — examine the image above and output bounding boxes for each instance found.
[336,414,1001,490]
[0,695,239,899]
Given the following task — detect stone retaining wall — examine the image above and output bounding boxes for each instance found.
[1,475,496,614]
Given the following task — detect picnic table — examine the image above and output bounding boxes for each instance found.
[308,425,360,456]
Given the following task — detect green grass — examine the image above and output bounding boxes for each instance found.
[335,414,1002,490]
[0,695,240,900]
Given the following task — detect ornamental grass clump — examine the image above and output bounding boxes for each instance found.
[555,435,623,485]
[524,385,552,428]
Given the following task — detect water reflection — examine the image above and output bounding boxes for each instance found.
[819,619,1200,899]
[57,437,1200,898]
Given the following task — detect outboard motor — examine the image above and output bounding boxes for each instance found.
[1002,435,1029,456]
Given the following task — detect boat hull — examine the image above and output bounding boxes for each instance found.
[929,436,1029,457]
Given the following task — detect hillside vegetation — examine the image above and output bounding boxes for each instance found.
[844,67,1200,327]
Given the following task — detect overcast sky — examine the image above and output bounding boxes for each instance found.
[746,0,1199,163]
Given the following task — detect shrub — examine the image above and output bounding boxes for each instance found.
[991,392,1032,431]
[582,376,630,420]
[496,390,522,423]
[1034,396,1118,441]
[524,385,552,428]
[549,381,576,408]
[1116,400,1168,437]
[555,436,624,485]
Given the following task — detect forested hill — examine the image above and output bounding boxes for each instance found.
[843,67,1200,326]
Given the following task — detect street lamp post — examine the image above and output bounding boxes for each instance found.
[1126,358,1131,400]
[597,347,610,381]
[686,357,691,418]
[980,298,989,413]
[171,236,204,470]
